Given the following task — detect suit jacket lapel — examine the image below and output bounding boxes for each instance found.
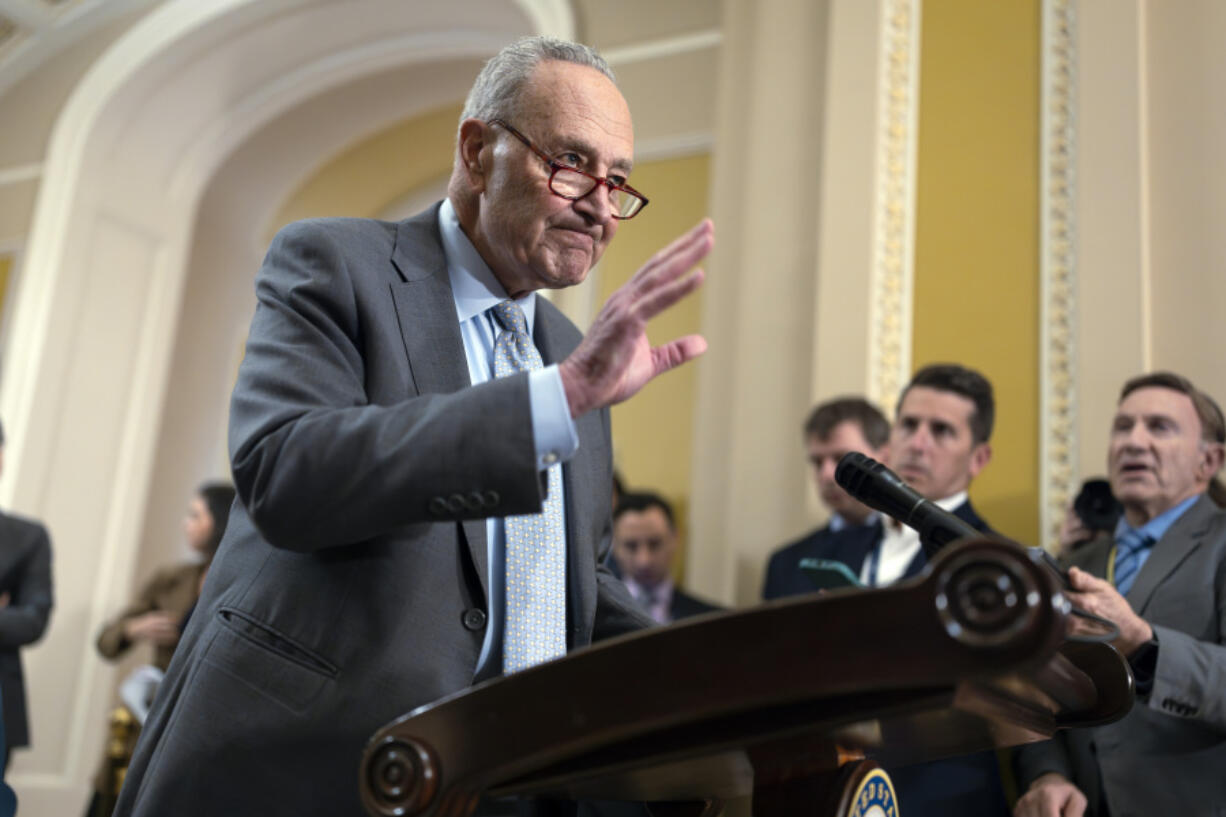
[388,205,489,602]
[832,523,882,576]
[1128,494,1216,614]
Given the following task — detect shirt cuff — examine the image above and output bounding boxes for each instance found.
[529,365,580,470]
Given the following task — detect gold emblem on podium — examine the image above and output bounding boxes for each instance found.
[848,767,898,817]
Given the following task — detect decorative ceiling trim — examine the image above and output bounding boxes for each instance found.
[601,28,721,66]
[868,0,921,414]
[1040,0,1078,550]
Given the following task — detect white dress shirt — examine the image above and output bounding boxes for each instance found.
[860,491,968,587]
[437,199,581,676]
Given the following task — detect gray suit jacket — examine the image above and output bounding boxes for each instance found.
[1014,494,1226,816]
[115,206,652,816]
[0,511,53,749]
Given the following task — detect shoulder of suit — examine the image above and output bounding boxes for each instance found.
[272,216,400,248]
[767,526,830,562]
[673,587,722,613]
[0,511,49,540]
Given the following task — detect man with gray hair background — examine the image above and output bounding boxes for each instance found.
[1014,372,1226,817]
[116,36,713,816]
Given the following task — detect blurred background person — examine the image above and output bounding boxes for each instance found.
[763,396,890,600]
[85,482,234,817]
[0,418,55,772]
[611,492,720,623]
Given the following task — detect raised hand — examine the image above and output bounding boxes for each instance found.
[560,219,714,417]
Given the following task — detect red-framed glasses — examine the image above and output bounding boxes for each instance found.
[487,118,649,220]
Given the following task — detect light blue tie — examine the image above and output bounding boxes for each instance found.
[1113,529,1153,596]
[491,300,567,673]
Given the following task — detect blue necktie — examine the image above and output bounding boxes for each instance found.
[1113,529,1153,596]
[491,300,567,673]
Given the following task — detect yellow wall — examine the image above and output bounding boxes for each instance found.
[597,153,709,581]
[270,103,462,233]
[913,0,1041,545]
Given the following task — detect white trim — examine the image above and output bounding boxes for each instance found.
[602,29,722,66]
[867,0,921,414]
[0,161,42,186]
[1040,0,1078,550]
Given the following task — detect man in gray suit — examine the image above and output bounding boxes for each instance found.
[1014,372,1226,817]
[0,418,54,770]
[115,37,713,816]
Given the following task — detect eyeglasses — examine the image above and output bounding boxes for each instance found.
[487,119,649,220]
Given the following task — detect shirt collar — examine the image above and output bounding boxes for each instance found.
[624,576,674,601]
[829,511,880,532]
[437,198,536,330]
[1114,493,1200,545]
[934,491,969,513]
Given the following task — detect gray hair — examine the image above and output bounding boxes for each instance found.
[460,36,615,125]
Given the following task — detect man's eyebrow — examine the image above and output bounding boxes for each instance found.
[555,135,633,175]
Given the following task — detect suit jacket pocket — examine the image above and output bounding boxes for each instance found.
[206,607,338,713]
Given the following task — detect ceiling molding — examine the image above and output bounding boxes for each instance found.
[601,28,721,66]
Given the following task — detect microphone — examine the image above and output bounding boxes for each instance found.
[834,452,981,558]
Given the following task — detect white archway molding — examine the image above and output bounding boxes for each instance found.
[1,0,569,808]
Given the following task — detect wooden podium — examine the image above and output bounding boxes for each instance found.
[359,539,1133,817]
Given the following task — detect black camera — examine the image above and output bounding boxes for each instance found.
[1073,478,1122,533]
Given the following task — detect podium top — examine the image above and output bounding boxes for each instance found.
[361,539,1133,817]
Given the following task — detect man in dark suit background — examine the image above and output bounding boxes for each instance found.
[762,396,890,600]
[0,418,54,773]
[611,492,720,623]
[115,36,713,817]
[762,365,1009,816]
[1014,372,1226,817]
[0,419,54,787]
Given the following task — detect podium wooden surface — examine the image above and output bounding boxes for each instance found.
[360,539,1134,817]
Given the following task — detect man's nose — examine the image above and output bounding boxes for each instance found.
[573,182,615,222]
[818,459,838,483]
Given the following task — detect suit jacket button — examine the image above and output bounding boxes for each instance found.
[428,497,448,516]
[465,492,484,512]
[447,493,467,514]
[483,490,500,508]
[462,609,487,631]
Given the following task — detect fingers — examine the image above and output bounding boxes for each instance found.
[636,267,706,323]
[631,219,714,290]
[651,334,708,374]
[1067,566,1106,592]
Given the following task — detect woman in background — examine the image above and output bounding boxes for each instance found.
[86,482,235,817]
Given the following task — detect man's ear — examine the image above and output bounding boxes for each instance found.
[1200,442,1225,481]
[968,442,992,479]
[457,118,490,192]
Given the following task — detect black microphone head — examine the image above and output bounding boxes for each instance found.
[835,451,907,496]
[834,451,874,495]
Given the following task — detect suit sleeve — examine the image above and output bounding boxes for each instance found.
[1013,735,1075,793]
[229,221,546,552]
[0,523,53,648]
[1145,570,1226,731]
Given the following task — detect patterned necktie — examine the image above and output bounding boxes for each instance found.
[491,300,567,673]
[1113,528,1153,596]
